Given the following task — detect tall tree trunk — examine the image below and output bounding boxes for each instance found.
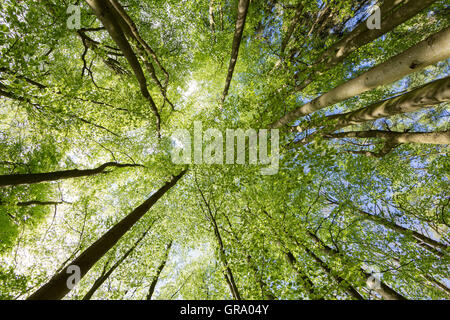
[326,130,450,145]
[221,210,275,299]
[146,240,173,300]
[221,0,250,103]
[347,141,400,158]
[270,26,450,128]
[324,75,450,130]
[328,199,449,255]
[209,0,216,37]
[106,0,172,109]
[27,170,186,300]
[0,200,67,206]
[280,243,323,300]
[422,274,450,297]
[247,254,276,300]
[280,2,304,54]
[220,210,275,299]
[82,223,153,300]
[263,209,326,299]
[264,209,363,300]
[306,231,407,300]
[210,213,241,300]
[108,0,169,87]
[290,236,364,300]
[316,0,436,69]
[0,162,142,187]
[294,0,436,91]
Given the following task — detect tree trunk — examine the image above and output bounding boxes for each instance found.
[347,141,400,158]
[306,231,407,300]
[280,2,304,54]
[146,240,173,300]
[108,0,169,87]
[247,255,276,300]
[351,204,449,254]
[326,130,450,145]
[0,200,66,206]
[267,214,364,300]
[221,210,275,299]
[422,274,450,297]
[209,0,216,37]
[211,212,241,300]
[196,184,242,300]
[0,162,142,187]
[327,199,448,257]
[85,0,161,134]
[270,26,450,128]
[324,76,450,130]
[282,246,323,300]
[221,0,250,103]
[27,170,186,300]
[291,236,364,300]
[82,223,153,300]
[317,0,436,69]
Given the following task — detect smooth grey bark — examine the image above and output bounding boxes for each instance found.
[270,26,450,128]
[326,130,450,145]
[221,0,250,103]
[294,0,437,91]
[291,76,450,147]
[196,182,242,300]
[346,142,400,158]
[27,170,186,300]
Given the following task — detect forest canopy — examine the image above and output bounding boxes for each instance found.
[0,0,449,300]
